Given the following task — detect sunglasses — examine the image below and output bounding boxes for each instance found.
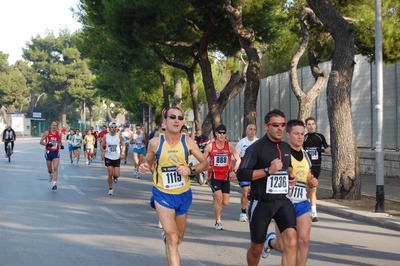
[217,131,226,135]
[167,115,184,121]
[267,122,286,128]
[109,126,117,129]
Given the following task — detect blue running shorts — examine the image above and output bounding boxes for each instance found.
[294,200,311,218]
[133,147,145,154]
[45,150,60,161]
[150,186,192,216]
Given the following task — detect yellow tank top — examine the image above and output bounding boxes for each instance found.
[154,133,190,194]
[290,148,311,203]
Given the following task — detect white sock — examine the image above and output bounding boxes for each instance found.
[53,181,57,185]
[311,206,317,213]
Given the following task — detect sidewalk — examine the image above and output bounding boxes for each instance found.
[230,170,400,232]
[317,170,400,232]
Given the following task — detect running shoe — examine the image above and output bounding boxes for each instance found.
[311,212,319,222]
[239,213,248,222]
[71,160,73,164]
[48,173,53,182]
[161,231,166,245]
[133,168,138,178]
[113,176,118,183]
[108,189,114,195]
[261,232,276,259]
[86,161,89,165]
[124,160,127,164]
[214,221,223,230]
[52,182,57,190]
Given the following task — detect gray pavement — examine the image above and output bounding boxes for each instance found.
[232,169,400,232]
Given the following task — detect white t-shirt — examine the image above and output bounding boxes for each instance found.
[235,136,259,158]
[132,132,144,149]
[105,133,121,160]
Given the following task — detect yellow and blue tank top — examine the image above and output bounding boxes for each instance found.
[290,148,312,203]
[154,133,190,194]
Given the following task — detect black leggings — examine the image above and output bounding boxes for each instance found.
[4,141,14,153]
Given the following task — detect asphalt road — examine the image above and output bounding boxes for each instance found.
[0,139,399,265]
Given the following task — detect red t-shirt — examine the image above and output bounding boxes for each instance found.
[208,141,232,181]
[46,130,61,151]
[97,130,108,146]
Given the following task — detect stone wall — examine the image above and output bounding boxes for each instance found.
[321,150,400,178]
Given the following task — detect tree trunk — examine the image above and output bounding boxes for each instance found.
[61,97,69,128]
[201,71,245,136]
[173,74,182,109]
[224,1,260,138]
[307,0,361,200]
[290,7,326,122]
[159,71,170,110]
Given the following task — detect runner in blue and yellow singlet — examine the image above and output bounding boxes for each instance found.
[138,107,208,266]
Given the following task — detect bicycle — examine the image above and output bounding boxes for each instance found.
[6,141,12,162]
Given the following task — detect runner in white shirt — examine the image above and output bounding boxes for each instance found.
[100,122,126,195]
[235,124,258,222]
[130,124,146,178]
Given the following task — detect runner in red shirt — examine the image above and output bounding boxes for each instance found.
[40,121,64,190]
[97,125,109,166]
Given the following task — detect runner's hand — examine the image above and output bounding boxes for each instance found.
[46,143,53,148]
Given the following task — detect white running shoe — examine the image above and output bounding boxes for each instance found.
[214,220,223,230]
[133,168,139,178]
[108,189,114,195]
[48,173,53,182]
[261,232,276,259]
[161,231,166,244]
[239,213,248,222]
[113,176,118,183]
[311,211,319,222]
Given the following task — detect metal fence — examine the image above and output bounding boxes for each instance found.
[210,54,400,150]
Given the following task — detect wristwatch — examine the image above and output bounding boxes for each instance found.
[264,167,269,175]
[190,166,196,175]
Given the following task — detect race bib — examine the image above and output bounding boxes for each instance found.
[108,144,117,153]
[136,143,144,149]
[290,183,307,203]
[307,147,319,160]
[214,153,228,166]
[161,166,185,190]
[266,170,289,194]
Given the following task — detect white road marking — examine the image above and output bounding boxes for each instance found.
[70,185,85,195]
[100,206,129,222]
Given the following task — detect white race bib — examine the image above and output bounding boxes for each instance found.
[306,147,319,160]
[108,144,117,154]
[290,183,307,203]
[161,166,185,190]
[266,170,289,194]
[213,153,228,166]
[136,143,144,149]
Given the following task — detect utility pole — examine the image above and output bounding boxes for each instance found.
[375,0,384,212]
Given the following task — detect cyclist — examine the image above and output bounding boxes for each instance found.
[2,125,16,157]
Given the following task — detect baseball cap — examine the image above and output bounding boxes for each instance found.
[215,124,227,132]
[109,122,117,127]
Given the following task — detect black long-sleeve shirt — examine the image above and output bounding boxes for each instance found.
[237,134,291,202]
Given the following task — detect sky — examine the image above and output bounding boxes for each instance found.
[0,0,82,65]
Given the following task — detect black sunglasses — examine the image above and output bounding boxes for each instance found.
[217,131,226,135]
[167,115,184,121]
[267,122,286,128]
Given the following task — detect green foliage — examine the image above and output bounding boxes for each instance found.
[0,52,29,111]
